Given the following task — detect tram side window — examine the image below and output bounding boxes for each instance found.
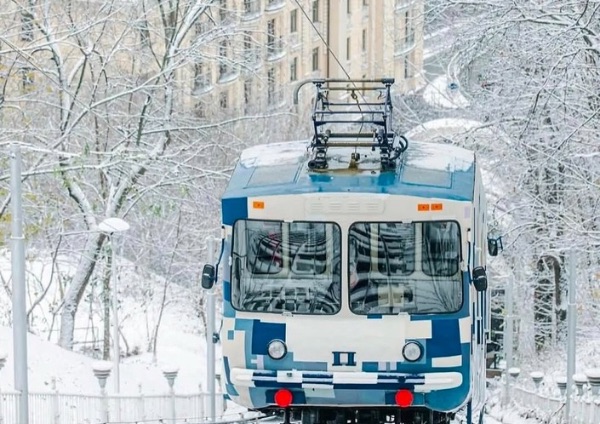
[422,221,460,276]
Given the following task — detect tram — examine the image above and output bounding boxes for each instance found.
[202,78,500,424]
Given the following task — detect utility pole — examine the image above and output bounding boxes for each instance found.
[10,144,29,424]
[565,250,577,423]
[503,275,514,406]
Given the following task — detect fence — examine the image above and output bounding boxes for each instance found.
[0,389,226,424]
[497,370,600,424]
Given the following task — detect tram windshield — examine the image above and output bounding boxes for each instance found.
[348,221,462,315]
[231,220,342,314]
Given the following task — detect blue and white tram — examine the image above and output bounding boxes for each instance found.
[202,79,499,424]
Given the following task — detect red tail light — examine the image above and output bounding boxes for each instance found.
[274,389,293,407]
[395,389,414,408]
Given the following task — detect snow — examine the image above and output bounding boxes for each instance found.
[422,74,470,109]
[407,141,474,172]
[585,369,600,379]
[0,248,212,395]
[239,140,309,167]
[0,323,208,395]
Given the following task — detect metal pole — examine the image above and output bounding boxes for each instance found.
[566,250,577,423]
[10,144,29,424]
[207,236,216,422]
[503,275,514,406]
[111,234,121,394]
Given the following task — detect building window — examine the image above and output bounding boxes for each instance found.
[312,47,319,71]
[219,39,230,78]
[267,19,276,56]
[363,0,368,5]
[290,9,298,33]
[194,62,212,91]
[290,57,298,81]
[196,19,212,35]
[267,67,275,105]
[347,0,351,14]
[139,19,150,48]
[194,102,206,118]
[21,12,34,42]
[405,10,415,45]
[244,80,252,105]
[220,92,228,108]
[20,67,34,92]
[218,0,233,23]
[404,54,414,79]
[243,32,259,65]
[243,0,260,15]
[312,0,319,22]
[362,29,367,51]
[346,37,351,60]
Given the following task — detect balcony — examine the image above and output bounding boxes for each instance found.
[242,0,262,21]
[265,0,285,13]
[193,69,213,95]
[218,64,239,85]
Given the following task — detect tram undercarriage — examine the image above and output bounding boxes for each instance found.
[267,407,455,424]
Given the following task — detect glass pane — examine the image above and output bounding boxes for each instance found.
[232,220,341,315]
[246,221,283,274]
[422,222,460,276]
[349,221,462,315]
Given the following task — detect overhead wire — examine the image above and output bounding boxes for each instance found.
[292,0,379,144]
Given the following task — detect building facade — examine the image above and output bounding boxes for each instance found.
[191,0,425,118]
[1,0,425,125]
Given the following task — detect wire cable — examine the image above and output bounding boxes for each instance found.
[292,0,352,81]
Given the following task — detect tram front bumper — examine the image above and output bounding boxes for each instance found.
[230,368,463,392]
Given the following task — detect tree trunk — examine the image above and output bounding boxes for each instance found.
[58,232,105,350]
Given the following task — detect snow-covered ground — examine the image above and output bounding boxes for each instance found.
[0,248,211,395]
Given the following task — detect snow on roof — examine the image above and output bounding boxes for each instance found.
[239,140,309,167]
[406,141,474,172]
[237,139,474,174]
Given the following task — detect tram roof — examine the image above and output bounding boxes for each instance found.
[222,139,476,203]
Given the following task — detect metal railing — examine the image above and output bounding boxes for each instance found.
[498,370,600,424]
[0,389,227,424]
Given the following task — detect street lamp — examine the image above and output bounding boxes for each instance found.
[98,217,130,394]
[10,144,29,424]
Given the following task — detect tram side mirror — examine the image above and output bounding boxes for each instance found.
[201,264,216,290]
[472,266,488,292]
[487,236,503,257]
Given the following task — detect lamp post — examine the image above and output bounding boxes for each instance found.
[10,144,29,424]
[98,217,130,394]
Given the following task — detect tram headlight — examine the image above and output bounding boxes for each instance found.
[267,340,287,360]
[402,341,423,362]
